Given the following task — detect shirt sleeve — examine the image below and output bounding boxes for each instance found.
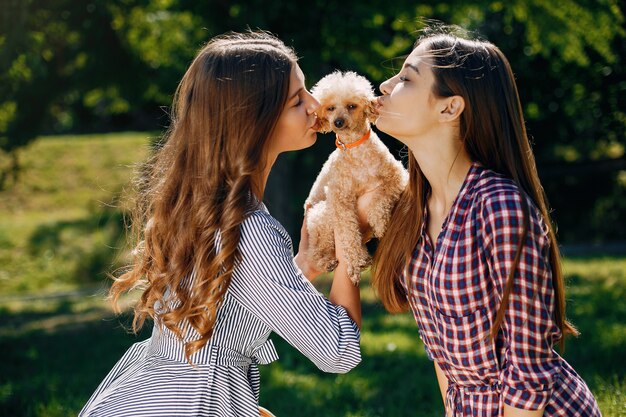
[480,189,562,410]
[227,211,361,374]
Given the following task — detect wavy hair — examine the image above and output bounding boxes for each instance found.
[372,28,578,348]
[110,31,297,362]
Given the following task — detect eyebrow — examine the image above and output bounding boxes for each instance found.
[404,63,420,74]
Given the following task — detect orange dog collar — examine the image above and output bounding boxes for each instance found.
[336,129,371,151]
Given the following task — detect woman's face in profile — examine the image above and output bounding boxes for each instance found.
[267,64,320,158]
[375,44,445,143]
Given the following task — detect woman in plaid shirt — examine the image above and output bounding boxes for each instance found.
[371,27,601,416]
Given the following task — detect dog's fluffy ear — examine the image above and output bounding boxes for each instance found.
[315,109,331,133]
[364,97,378,124]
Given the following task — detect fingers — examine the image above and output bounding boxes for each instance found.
[356,188,378,240]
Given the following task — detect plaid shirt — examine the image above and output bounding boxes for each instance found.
[402,163,600,416]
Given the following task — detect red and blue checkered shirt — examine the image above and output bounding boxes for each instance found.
[402,163,600,416]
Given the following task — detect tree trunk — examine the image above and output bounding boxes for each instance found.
[0,150,20,191]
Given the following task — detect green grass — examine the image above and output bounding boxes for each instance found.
[0,132,625,416]
[0,132,153,294]
[1,266,625,416]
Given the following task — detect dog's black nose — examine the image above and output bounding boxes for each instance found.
[334,118,345,128]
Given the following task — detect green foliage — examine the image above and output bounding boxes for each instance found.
[1,1,625,232]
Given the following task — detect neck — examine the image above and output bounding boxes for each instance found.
[336,128,371,150]
[405,128,473,210]
[259,152,278,201]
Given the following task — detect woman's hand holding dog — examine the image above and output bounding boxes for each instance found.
[295,209,323,281]
[328,191,374,329]
[296,191,374,329]
[295,190,374,281]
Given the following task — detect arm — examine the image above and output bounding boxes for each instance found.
[294,211,322,281]
[503,405,544,417]
[297,174,372,280]
[230,214,361,373]
[294,214,366,329]
[330,233,361,328]
[434,361,448,408]
[297,190,374,326]
[481,190,559,413]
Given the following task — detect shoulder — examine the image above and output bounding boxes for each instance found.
[474,167,522,207]
[240,207,293,250]
[473,167,529,217]
[473,167,548,239]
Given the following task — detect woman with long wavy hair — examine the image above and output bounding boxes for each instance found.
[371,26,600,416]
[79,31,361,417]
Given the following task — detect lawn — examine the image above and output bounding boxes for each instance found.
[0,133,624,416]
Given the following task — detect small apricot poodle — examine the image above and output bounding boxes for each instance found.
[305,71,408,284]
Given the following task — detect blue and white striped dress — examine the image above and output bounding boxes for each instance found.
[79,205,361,417]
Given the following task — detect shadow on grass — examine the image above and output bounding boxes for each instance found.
[260,300,442,417]
[1,257,624,417]
[0,302,151,417]
[561,271,626,385]
[0,297,439,417]
[27,203,127,284]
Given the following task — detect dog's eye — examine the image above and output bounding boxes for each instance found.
[347,104,357,110]
[326,106,335,111]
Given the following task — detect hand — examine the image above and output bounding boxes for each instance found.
[356,188,376,243]
[333,189,376,265]
[294,210,322,281]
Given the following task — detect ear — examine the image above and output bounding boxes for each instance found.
[315,108,331,133]
[439,95,465,122]
[364,98,378,124]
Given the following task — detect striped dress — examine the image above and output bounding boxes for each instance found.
[79,205,361,417]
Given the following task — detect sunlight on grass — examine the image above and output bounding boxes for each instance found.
[0,132,624,416]
[0,132,152,295]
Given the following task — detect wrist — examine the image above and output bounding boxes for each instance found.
[294,253,319,281]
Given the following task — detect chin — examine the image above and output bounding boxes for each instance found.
[374,116,388,133]
[297,132,317,150]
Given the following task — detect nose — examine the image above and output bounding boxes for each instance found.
[380,77,394,95]
[306,92,320,115]
[334,118,345,128]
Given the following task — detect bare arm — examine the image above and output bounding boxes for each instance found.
[329,246,361,329]
[296,189,376,281]
[503,405,545,417]
[434,361,448,409]
[294,213,321,281]
[435,362,545,416]
[294,224,361,328]
[296,188,378,326]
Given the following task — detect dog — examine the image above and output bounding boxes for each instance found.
[305,71,408,284]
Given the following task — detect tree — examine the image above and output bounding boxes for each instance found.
[1,0,126,187]
[1,0,624,240]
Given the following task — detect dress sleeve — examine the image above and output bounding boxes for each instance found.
[227,212,361,374]
[480,189,562,410]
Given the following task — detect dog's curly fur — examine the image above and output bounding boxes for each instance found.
[305,71,408,284]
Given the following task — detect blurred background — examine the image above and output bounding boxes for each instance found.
[0,1,625,416]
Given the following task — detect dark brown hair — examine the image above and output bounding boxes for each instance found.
[110,31,297,361]
[372,29,578,347]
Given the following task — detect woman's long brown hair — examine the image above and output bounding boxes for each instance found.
[110,31,297,362]
[372,29,578,348]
